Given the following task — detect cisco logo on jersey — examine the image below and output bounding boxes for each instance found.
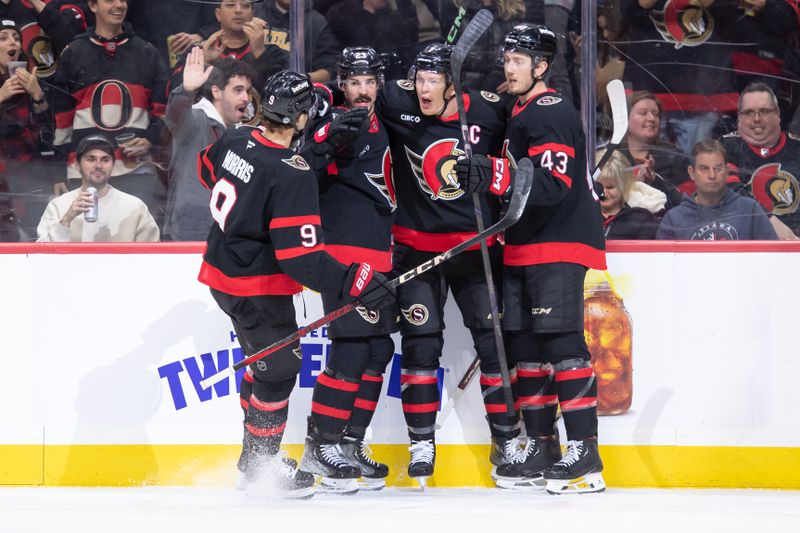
[221,150,254,183]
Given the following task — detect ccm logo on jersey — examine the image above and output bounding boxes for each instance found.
[401,114,421,123]
[221,150,254,183]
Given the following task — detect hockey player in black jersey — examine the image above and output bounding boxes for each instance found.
[457,23,607,494]
[296,47,397,494]
[375,43,524,487]
[197,70,395,499]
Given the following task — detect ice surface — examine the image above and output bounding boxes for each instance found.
[1,487,798,533]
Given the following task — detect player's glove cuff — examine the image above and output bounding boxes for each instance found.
[455,154,512,197]
[344,262,396,311]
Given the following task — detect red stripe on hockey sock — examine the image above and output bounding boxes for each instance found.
[555,367,595,382]
[246,422,286,437]
[249,396,289,412]
[316,372,360,392]
[484,402,520,413]
[560,397,597,411]
[239,397,249,410]
[400,374,438,385]
[519,394,559,407]
[517,367,552,378]
[480,374,503,387]
[360,373,384,383]
[402,401,439,413]
[354,398,378,411]
[311,401,352,420]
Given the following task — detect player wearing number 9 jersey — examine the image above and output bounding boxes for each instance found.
[196,70,395,499]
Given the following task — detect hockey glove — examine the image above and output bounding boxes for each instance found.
[454,154,512,197]
[344,262,396,311]
[312,82,333,119]
[312,107,368,155]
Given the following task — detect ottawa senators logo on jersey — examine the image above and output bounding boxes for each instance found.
[282,154,310,171]
[20,23,56,77]
[691,221,738,240]
[650,0,714,48]
[405,139,465,200]
[365,147,397,210]
[749,163,800,216]
[356,306,381,324]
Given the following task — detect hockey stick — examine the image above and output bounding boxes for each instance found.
[199,159,534,390]
[591,79,628,181]
[446,6,468,44]
[435,80,629,429]
[450,9,517,419]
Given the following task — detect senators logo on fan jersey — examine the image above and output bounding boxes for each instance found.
[405,139,465,201]
[650,0,714,48]
[365,147,397,210]
[749,163,800,216]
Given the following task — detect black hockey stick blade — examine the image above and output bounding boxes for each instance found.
[198,160,534,390]
[592,79,628,181]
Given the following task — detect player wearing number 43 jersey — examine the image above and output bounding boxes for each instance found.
[457,23,607,495]
[375,43,522,487]
[197,70,395,500]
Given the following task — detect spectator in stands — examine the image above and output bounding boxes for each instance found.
[184,0,286,92]
[597,149,660,240]
[256,0,340,82]
[15,1,93,55]
[722,82,800,240]
[326,0,419,76]
[437,0,525,92]
[37,134,159,242]
[164,52,254,242]
[620,91,688,210]
[126,0,218,69]
[0,171,23,242]
[0,18,54,240]
[656,139,776,240]
[51,0,170,228]
[622,0,739,155]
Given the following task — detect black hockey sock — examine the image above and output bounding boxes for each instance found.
[518,362,559,438]
[310,369,360,439]
[240,369,254,413]
[347,369,384,439]
[245,378,294,456]
[554,360,598,440]
[479,368,521,437]
[401,368,439,440]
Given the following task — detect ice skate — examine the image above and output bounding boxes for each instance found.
[244,453,315,500]
[543,437,605,494]
[489,435,531,479]
[493,436,562,490]
[340,435,389,491]
[408,439,435,490]
[301,429,361,495]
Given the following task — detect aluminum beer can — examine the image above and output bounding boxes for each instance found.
[84,187,98,223]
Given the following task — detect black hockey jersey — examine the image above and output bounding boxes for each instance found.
[51,23,169,179]
[722,131,800,233]
[503,89,606,270]
[376,79,506,252]
[304,110,396,273]
[197,126,351,297]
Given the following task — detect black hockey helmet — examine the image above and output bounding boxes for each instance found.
[260,70,316,128]
[337,46,385,86]
[497,23,557,67]
[410,42,453,83]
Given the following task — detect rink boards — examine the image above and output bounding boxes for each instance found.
[1,241,799,489]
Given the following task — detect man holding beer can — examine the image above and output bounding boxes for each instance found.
[36,135,160,242]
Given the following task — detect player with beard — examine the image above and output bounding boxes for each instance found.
[198,70,395,499]
[375,42,523,487]
[295,47,397,494]
[456,23,607,494]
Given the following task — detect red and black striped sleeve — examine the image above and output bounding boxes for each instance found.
[526,121,579,206]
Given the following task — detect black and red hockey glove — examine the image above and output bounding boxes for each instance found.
[312,82,334,119]
[344,262,396,311]
[312,107,368,155]
[454,154,512,197]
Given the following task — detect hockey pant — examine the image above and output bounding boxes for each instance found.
[210,290,301,471]
[393,244,519,441]
[503,263,598,441]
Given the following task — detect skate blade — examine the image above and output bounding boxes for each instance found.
[244,481,316,500]
[494,475,546,491]
[282,485,317,500]
[318,476,360,495]
[358,477,387,491]
[413,476,430,491]
[545,472,606,494]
